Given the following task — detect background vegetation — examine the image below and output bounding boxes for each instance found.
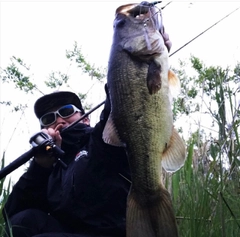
[166,57,240,236]
[0,44,239,236]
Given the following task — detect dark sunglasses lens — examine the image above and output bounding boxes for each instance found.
[59,105,75,117]
[41,113,55,126]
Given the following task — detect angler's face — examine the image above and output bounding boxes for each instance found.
[40,104,89,130]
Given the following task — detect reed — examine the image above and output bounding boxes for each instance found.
[169,59,240,237]
[0,152,12,236]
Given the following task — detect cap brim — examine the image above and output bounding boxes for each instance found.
[34,91,84,119]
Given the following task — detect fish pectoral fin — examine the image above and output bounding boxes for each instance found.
[168,70,181,98]
[162,128,186,172]
[127,187,178,237]
[102,114,125,147]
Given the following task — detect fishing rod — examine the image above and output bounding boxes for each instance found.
[140,1,239,58]
[0,100,105,180]
[169,6,240,57]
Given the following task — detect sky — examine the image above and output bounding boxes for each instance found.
[0,1,240,184]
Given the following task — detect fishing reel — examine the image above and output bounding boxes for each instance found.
[29,131,67,168]
[30,131,64,157]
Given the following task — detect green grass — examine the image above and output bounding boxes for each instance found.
[0,152,12,237]
[169,141,240,237]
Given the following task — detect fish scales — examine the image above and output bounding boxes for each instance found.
[108,49,172,194]
[103,2,186,237]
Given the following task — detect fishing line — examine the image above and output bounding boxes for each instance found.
[141,1,172,32]
[161,1,172,10]
[169,6,240,57]
[141,3,162,28]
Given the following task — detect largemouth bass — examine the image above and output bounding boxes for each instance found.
[103,2,186,237]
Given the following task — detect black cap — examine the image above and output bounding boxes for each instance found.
[34,91,85,119]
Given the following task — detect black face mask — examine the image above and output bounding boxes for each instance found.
[60,123,93,163]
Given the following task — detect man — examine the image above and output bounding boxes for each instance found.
[3,86,132,237]
[3,30,172,237]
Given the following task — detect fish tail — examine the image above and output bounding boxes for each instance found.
[126,187,178,237]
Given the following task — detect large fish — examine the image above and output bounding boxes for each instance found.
[103,2,186,237]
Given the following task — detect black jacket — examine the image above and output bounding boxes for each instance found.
[3,104,131,236]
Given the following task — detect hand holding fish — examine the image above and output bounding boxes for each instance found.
[161,26,172,52]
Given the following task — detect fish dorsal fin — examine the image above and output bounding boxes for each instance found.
[162,128,186,172]
[102,114,125,147]
[168,69,181,99]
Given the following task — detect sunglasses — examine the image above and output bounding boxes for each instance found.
[40,104,81,127]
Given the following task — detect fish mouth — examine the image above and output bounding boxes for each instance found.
[115,2,164,59]
[116,1,162,24]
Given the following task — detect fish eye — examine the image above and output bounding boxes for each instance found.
[115,18,126,28]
